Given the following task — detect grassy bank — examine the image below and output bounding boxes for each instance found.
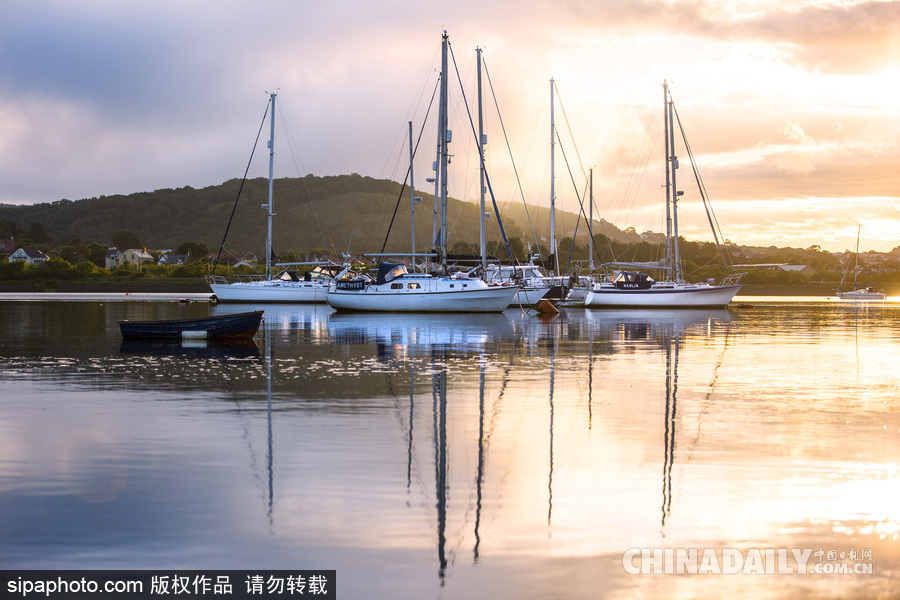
[0,277,856,297]
[736,282,837,296]
[0,277,211,294]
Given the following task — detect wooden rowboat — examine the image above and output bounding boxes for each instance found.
[119,310,263,341]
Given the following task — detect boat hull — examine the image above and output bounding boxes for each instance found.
[327,279,518,313]
[119,310,264,340]
[837,290,885,301]
[210,281,328,303]
[584,284,742,308]
[511,286,551,307]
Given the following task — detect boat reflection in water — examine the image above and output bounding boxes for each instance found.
[327,311,516,361]
[329,307,740,586]
[325,309,522,585]
[7,298,900,598]
[584,308,735,534]
[582,307,735,340]
[212,303,333,346]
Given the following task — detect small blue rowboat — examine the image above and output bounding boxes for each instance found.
[119,310,263,341]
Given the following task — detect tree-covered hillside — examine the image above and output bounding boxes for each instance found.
[0,173,628,257]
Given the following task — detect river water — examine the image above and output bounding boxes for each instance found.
[1,296,898,598]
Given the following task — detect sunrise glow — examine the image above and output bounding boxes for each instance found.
[1,0,898,252]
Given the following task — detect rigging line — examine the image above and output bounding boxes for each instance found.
[379,82,441,254]
[617,109,659,233]
[380,45,443,182]
[554,81,595,269]
[363,117,423,254]
[556,133,605,268]
[379,81,440,254]
[564,200,582,273]
[553,82,589,182]
[363,144,408,253]
[503,89,548,255]
[447,40,516,264]
[213,97,270,275]
[608,104,656,232]
[672,104,735,271]
[445,55,479,243]
[673,104,723,251]
[367,58,444,253]
[482,57,539,262]
[378,179,408,255]
[559,144,585,273]
[563,177,593,272]
[683,255,720,279]
[368,51,444,255]
[277,105,333,256]
[603,107,662,266]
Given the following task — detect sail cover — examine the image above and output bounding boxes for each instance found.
[376,263,408,285]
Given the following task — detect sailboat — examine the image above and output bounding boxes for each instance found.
[326,32,518,313]
[209,93,353,303]
[472,51,549,308]
[481,79,591,305]
[584,82,744,308]
[836,226,885,301]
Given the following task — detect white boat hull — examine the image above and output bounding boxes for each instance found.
[584,283,742,308]
[327,277,518,313]
[564,285,590,303]
[837,290,885,301]
[210,280,329,303]
[511,286,551,307]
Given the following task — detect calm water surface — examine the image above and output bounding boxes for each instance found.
[1,296,898,598]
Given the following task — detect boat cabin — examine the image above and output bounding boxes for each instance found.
[613,271,654,290]
[376,263,409,285]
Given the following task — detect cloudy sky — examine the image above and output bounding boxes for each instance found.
[2,0,898,252]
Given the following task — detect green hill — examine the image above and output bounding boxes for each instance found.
[0,173,628,257]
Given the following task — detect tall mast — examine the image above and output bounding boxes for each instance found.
[265,92,276,280]
[668,85,683,283]
[477,47,487,274]
[663,82,672,278]
[431,79,441,259]
[409,121,417,257]
[439,31,450,276]
[589,168,595,271]
[854,224,860,288]
[549,78,557,275]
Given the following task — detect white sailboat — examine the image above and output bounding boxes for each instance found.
[209,263,349,303]
[483,263,553,306]
[326,32,518,313]
[585,82,744,308]
[481,79,587,306]
[209,93,351,303]
[836,226,885,301]
[472,51,549,308]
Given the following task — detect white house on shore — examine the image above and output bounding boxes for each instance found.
[104,248,154,269]
[9,248,49,264]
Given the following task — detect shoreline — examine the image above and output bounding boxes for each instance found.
[0,278,843,297]
[0,278,213,294]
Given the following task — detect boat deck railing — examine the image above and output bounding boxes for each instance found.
[208,274,268,285]
[721,272,747,286]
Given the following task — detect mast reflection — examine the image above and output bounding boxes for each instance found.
[662,327,678,534]
[432,357,448,585]
[264,318,274,528]
[474,355,485,563]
